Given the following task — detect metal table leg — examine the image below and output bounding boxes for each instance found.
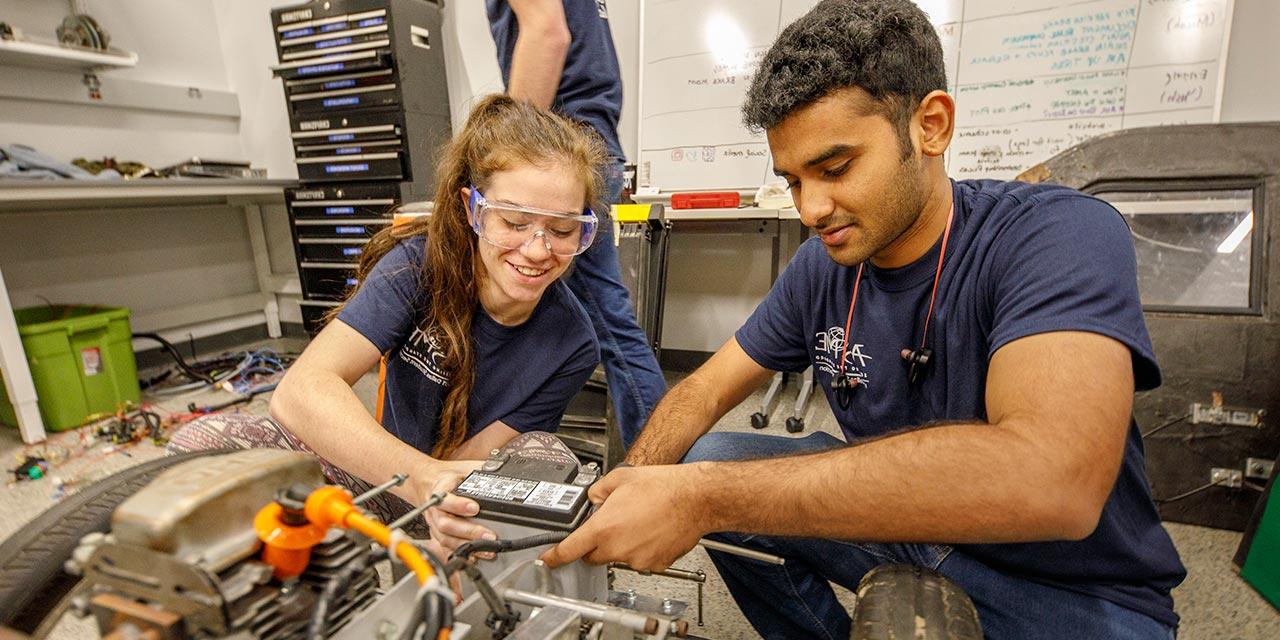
[0,266,45,443]
[751,372,785,429]
[786,367,814,433]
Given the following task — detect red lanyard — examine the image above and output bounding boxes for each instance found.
[836,203,956,386]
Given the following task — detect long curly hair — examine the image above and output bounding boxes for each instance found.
[329,95,606,459]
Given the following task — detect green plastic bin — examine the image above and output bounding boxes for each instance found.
[0,305,141,432]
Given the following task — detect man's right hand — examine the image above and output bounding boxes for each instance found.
[540,463,714,572]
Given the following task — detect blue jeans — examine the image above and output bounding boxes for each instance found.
[564,160,666,447]
[683,432,1178,640]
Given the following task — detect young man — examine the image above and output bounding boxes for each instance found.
[486,0,666,446]
[540,1,1186,637]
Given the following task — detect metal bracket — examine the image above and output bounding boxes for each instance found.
[1245,458,1275,480]
[1210,468,1244,489]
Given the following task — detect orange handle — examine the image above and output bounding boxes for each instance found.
[305,486,435,585]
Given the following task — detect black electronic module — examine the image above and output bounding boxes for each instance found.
[453,433,600,531]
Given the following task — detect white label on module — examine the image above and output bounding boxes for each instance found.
[457,473,536,501]
[524,482,583,512]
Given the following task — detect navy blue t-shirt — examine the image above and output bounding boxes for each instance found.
[486,0,625,159]
[737,180,1186,626]
[337,237,599,454]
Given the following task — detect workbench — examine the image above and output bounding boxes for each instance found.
[0,179,297,443]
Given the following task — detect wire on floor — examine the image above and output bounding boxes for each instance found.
[135,336,296,397]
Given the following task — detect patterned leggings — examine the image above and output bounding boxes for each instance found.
[166,413,428,536]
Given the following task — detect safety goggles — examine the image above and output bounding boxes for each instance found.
[467,186,598,257]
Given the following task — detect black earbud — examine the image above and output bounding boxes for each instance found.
[831,375,860,410]
[902,347,933,386]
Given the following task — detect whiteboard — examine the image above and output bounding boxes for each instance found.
[637,0,1235,192]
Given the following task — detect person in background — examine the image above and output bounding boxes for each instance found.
[539,2,1186,638]
[169,96,603,551]
[486,0,667,448]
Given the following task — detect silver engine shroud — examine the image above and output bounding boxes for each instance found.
[73,450,379,639]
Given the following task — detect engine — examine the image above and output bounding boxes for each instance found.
[69,449,381,639]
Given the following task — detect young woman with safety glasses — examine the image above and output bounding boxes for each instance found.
[168,96,604,547]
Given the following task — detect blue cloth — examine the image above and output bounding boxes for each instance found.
[0,143,120,180]
[565,160,665,446]
[336,236,599,453]
[734,180,1184,627]
[486,0,626,159]
[685,432,1178,640]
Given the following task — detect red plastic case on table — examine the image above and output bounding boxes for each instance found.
[670,191,741,209]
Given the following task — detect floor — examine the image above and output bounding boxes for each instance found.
[1,345,1277,639]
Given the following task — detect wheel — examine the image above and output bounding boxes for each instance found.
[750,412,768,429]
[785,417,804,433]
[0,450,226,634]
[850,564,982,640]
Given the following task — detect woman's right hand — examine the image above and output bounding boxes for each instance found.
[421,460,496,556]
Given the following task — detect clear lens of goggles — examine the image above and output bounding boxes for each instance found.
[468,187,597,257]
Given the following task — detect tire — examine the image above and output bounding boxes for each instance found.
[851,564,983,640]
[750,412,769,429]
[0,450,226,633]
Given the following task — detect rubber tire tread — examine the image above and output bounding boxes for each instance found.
[0,450,225,633]
[851,564,983,640]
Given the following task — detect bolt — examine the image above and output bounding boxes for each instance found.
[377,620,398,639]
[69,594,90,616]
[661,597,676,613]
[626,589,637,604]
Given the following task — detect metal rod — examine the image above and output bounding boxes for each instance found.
[698,538,786,565]
[609,563,706,583]
[502,589,660,635]
[386,492,445,530]
[352,474,407,505]
[696,571,705,626]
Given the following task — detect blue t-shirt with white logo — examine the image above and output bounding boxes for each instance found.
[736,179,1185,626]
[337,236,599,454]
[486,0,625,159]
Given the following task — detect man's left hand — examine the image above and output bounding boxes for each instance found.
[540,464,712,572]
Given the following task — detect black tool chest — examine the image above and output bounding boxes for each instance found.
[271,0,449,333]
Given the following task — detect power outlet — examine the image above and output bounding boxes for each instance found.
[1245,458,1275,480]
[1210,468,1243,489]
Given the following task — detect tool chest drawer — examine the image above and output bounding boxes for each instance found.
[296,239,368,263]
[300,263,360,301]
[292,218,389,239]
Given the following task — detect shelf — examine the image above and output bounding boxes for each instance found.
[0,37,137,72]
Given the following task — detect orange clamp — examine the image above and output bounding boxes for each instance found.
[253,501,327,579]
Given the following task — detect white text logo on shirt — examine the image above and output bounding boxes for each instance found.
[400,326,449,386]
[814,326,872,389]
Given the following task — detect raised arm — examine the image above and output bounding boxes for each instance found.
[505,0,571,108]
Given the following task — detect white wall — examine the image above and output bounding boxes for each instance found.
[442,0,504,130]
[1219,0,1280,123]
[211,1,299,182]
[0,0,245,166]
